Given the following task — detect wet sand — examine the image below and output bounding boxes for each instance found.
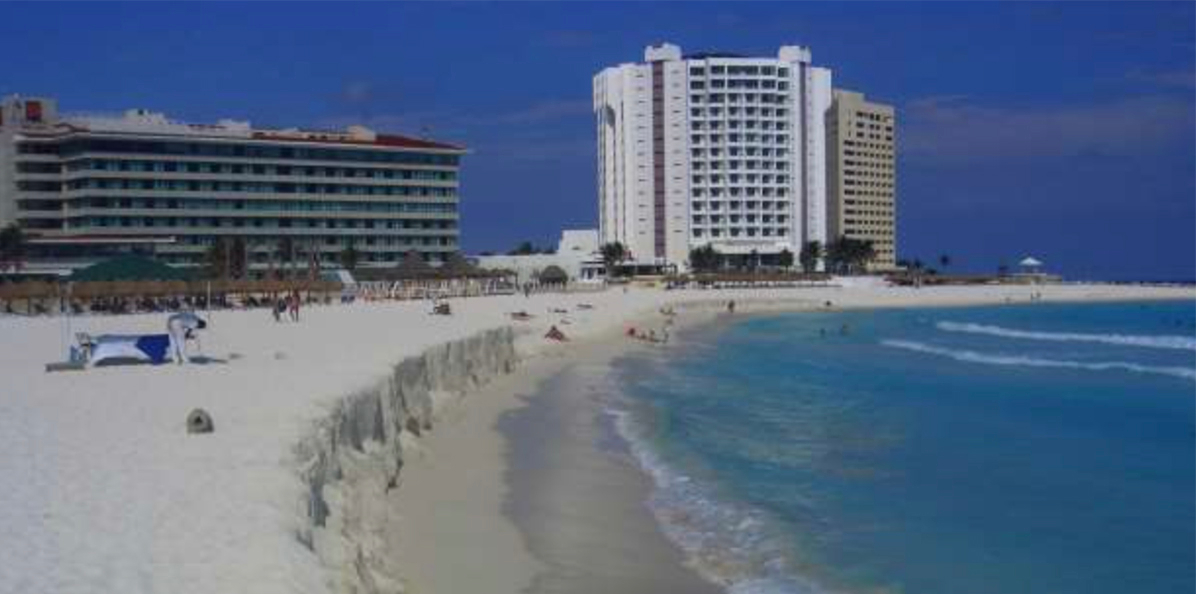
[500,343,722,594]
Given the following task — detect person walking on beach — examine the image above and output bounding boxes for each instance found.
[288,290,301,322]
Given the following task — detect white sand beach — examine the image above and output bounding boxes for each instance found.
[0,282,1191,594]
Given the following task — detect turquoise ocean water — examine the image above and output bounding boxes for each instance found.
[610,301,1195,594]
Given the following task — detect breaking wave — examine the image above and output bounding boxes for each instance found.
[606,402,833,594]
[935,321,1196,351]
[882,339,1196,381]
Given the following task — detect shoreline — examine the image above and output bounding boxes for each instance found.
[499,333,723,594]
[380,284,1186,590]
[1,284,1191,593]
[383,321,725,594]
[382,286,1195,594]
[609,297,1196,594]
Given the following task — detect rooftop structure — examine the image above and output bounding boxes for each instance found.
[474,229,604,285]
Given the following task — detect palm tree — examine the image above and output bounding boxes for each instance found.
[777,248,795,271]
[855,240,877,273]
[304,239,321,280]
[279,237,295,279]
[509,241,537,256]
[799,241,822,273]
[939,254,952,273]
[204,239,229,279]
[230,237,248,279]
[901,258,926,287]
[688,245,720,273]
[340,244,360,271]
[826,237,876,275]
[0,223,26,273]
[823,239,844,274]
[600,242,627,278]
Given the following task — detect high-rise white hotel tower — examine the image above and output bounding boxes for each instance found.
[594,43,832,270]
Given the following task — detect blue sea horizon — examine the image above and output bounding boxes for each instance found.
[610,301,1196,594]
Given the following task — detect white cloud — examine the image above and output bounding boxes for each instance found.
[494,99,591,125]
[902,94,1195,164]
[543,30,598,49]
[1127,68,1196,90]
[340,81,375,106]
[318,97,592,149]
[473,136,593,162]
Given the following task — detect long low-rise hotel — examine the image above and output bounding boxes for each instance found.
[0,95,465,275]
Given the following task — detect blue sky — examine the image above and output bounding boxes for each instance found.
[2,2,1193,280]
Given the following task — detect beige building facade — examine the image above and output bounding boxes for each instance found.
[826,89,896,270]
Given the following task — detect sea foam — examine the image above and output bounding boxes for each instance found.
[882,339,1196,381]
[936,321,1196,351]
[605,401,830,594]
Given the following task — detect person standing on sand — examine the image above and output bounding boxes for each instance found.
[289,290,301,322]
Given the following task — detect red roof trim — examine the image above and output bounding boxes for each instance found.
[250,131,465,152]
[17,124,465,152]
